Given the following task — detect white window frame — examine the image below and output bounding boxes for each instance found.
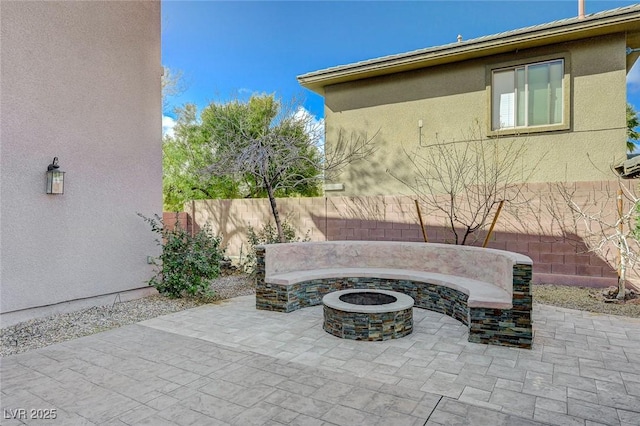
[488,55,570,136]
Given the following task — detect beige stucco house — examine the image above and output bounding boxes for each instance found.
[299,5,640,196]
[0,1,162,326]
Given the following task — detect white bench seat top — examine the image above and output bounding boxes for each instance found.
[266,267,512,309]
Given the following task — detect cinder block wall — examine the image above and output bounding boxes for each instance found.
[162,211,200,236]
[169,181,638,289]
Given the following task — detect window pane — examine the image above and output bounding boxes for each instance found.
[528,63,551,126]
[492,59,563,130]
[493,70,515,129]
[515,67,526,127]
[549,60,563,124]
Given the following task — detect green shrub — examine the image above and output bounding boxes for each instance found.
[242,220,309,273]
[140,214,224,298]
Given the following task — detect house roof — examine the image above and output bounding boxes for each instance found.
[298,4,640,95]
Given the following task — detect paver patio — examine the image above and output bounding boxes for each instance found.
[1,295,639,425]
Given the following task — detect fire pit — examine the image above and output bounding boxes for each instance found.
[322,289,414,341]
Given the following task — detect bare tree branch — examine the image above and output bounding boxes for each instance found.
[389,122,541,245]
[547,179,640,298]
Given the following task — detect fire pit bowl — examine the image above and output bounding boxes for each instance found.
[322,289,414,341]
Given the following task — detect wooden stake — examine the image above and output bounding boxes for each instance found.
[415,200,428,242]
[483,200,505,248]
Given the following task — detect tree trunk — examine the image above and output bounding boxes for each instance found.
[618,254,627,300]
[265,179,285,243]
[617,190,626,300]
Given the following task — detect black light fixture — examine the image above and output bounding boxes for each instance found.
[46,157,65,194]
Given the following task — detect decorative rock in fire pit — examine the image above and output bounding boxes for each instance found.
[322,289,414,341]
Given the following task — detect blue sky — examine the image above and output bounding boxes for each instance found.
[162,0,640,131]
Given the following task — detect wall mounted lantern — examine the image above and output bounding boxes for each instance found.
[46,157,65,194]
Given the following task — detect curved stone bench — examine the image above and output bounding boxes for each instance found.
[255,241,533,349]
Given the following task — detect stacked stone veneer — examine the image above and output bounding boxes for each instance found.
[255,246,533,349]
[468,264,533,348]
[323,304,413,341]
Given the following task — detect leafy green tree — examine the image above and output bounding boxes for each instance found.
[163,93,374,238]
[205,96,323,198]
[162,94,325,215]
[627,103,639,152]
[163,104,240,211]
[206,95,323,241]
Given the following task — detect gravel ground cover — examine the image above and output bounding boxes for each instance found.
[533,284,640,318]
[1,274,254,357]
[2,276,639,357]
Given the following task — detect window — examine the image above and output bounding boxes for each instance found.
[492,59,564,130]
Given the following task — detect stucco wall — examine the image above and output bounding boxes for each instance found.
[0,1,162,325]
[324,34,628,196]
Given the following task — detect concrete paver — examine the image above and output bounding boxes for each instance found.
[1,295,639,425]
